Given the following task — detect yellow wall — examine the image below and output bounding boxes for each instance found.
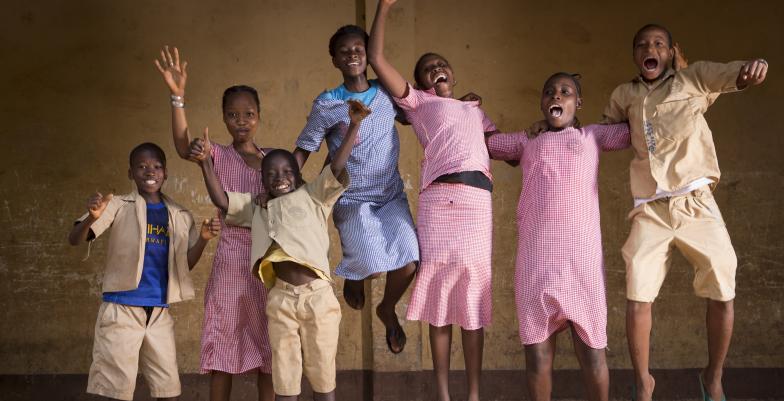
[1,0,781,375]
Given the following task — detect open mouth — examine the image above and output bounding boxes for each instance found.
[433,72,448,84]
[236,128,250,135]
[643,57,659,71]
[273,183,290,192]
[548,105,563,118]
[144,179,158,185]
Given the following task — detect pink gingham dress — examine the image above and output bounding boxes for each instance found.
[487,124,630,348]
[200,143,272,374]
[395,84,496,330]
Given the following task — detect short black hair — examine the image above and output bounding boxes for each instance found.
[414,52,450,88]
[222,85,260,112]
[329,25,369,57]
[129,142,166,166]
[543,72,582,97]
[633,24,673,48]
[261,149,305,192]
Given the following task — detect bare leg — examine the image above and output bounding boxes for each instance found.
[430,324,453,401]
[701,299,734,400]
[343,278,365,310]
[626,301,655,401]
[525,336,557,401]
[376,262,417,353]
[571,327,609,401]
[210,371,232,401]
[461,327,484,401]
[314,390,336,401]
[258,371,274,401]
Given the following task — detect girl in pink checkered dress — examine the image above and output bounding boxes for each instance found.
[369,2,500,400]
[487,73,630,401]
[155,46,274,401]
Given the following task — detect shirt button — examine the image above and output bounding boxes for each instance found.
[269,231,276,237]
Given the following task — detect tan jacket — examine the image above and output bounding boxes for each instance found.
[603,60,745,198]
[225,166,349,284]
[77,192,199,304]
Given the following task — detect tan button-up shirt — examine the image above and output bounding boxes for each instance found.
[602,61,745,198]
[225,166,349,286]
[76,192,199,304]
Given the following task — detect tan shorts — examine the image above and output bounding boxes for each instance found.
[266,278,341,396]
[87,302,181,400]
[622,186,737,302]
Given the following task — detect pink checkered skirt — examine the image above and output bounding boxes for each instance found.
[406,183,493,330]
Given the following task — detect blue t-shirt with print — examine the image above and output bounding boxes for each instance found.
[318,79,379,106]
[103,202,170,307]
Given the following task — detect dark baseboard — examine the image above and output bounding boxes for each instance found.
[1,368,781,400]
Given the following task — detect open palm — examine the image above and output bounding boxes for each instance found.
[154,45,188,96]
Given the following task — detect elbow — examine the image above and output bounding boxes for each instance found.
[67,236,79,246]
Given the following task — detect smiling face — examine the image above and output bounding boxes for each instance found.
[128,149,167,201]
[415,53,455,98]
[331,33,368,79]
[540,75,581,130]
[222,91,259,144]
[261,152,303,198]
[633,26,674,82]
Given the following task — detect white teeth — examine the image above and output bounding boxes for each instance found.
[145,180,156,185]
[348,61,359,66]
[434,72,448,83]
[549,105,563,118]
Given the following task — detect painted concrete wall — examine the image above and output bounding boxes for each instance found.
[1,0,781,376]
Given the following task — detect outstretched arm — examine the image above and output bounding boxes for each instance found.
[293,147,311,169]
[330,100,370,177]
[368,0,408,98]
[154,46,194,160]
[189,128,229,212]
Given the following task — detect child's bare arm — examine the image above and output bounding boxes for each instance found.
[368,0,408,98]
[293,147,311,169]
[331,100,370,177]
[68,192,113,245]
[190,128,229,212]
[154,46,193,160]
[736,58,768,89]
[187,214,221,269]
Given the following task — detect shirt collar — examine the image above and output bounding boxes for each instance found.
[633,67,675,89]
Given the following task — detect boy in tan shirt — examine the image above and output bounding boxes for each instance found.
[602,24,768,401]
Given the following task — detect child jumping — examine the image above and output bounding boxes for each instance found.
[601,24,768,401]
[191,100,368,401]
[293,24,419,353]
[488,73,630,401]
[68,143,219,401]
[369,1,498,399]
[155,46,274,401]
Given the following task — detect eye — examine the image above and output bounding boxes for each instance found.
[246,112,255,118]
[227,112,238,118]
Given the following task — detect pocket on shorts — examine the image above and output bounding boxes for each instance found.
[98,303,118,328]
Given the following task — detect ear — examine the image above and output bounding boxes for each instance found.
[331,56,340,69]
[163,167,168,181]
[577,98,583,109]
[127,168,132,181]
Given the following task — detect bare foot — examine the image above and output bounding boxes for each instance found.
[343,279,365,310]
[635,374,655,401]
[376,303,406,353]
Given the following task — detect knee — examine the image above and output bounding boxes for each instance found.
[582,349,608,374]
[525,348,553,375]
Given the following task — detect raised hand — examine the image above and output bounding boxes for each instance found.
[87,192,113,220]
[672,42,688,71]
[154,45,188,97]
[348,99,371,124]
[254,191,270,209]
[188,127,212,164]
[459,92,482,105]
[199,212,222,240]
[737,58,768,89]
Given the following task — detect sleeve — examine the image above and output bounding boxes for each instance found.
[306,166,350,208]
[224,192,254,228]
[486,133,527,161]
[481,109,498,132]
[393,83,423,112]
[296,97,338,152]
[685,60,746,95]
[601,85,629,124]
[73,195,123,241]
[184,210,200,249]
[592,123,631,152]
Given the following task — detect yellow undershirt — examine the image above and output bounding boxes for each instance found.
[258,242,330,288]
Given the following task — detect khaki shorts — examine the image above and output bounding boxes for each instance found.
[623,186,737,302]
[266,278,341,396]
[87,302,180,400]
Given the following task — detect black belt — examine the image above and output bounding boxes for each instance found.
[433,171,493,193]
